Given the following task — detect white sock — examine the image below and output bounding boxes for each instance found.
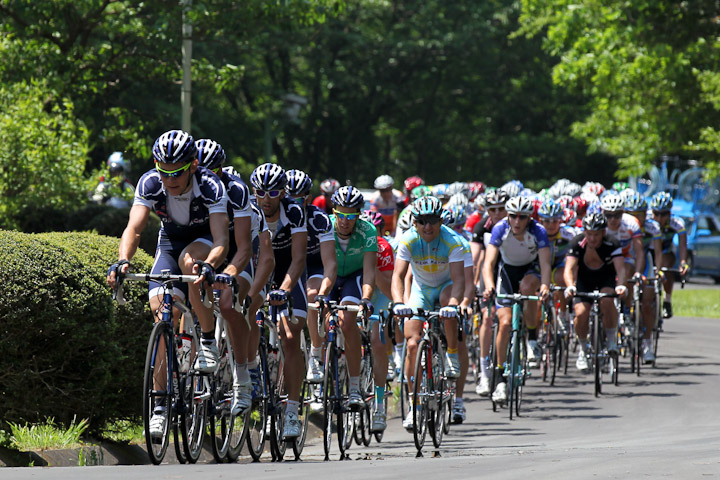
[311,346,322,358]
[235,362,250,384]
[480,356,490,378]
[248,357,259,369]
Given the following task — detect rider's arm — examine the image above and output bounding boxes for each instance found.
[538,245,552,288]
[613,255,627,286]
[678,232,688,270]
[205,211,230,270]
[471,242,484,286]
[248,230,275,298]
[361,250,376,300]
[653,238,663,271]
[391,257,410,304]
[461,264,474,308]
[563,255,578,288]
[631,236,645,275]
[117,204,151,262]
[224,216,252,277]
[448,260,465,306]
[279,231,308,292]
[318,239,338,297]
[482,244,500,292]
[376,266,393,299]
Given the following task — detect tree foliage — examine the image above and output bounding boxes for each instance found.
[519,0,720,177]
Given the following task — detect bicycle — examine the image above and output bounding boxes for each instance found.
[656,267,686,359]
[113,268,209,465]
[308,300,357,461]
[627,276,643,376]
[539,286,566,386]
[574,291,619,397]
[495,293,539,420]
[480,298,501,412]
[352,307,375,447]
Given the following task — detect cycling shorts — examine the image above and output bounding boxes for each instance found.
[407,277,453,320]
[149,231,213,301]
[328,269,364,305]
[576,270,616,301]
[495,261,540,308]
[306,261,324,281]
[369,291,391,326]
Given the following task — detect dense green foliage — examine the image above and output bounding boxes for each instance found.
[519,0,720,177]
[0,0,617,194]
[0,231,153,431]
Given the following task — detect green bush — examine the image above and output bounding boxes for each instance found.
[0,230,154,432]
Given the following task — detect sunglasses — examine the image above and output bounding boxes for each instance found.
[333,209,360,220]
[541,218,561,223]
[653,211,670,217]
[290,196,306,205]
[155,162,191,178]
[605,212,623,219]
[416,215,441,226]
[508,214,529,220]
[255,189,282,198]
[487,207,505,213]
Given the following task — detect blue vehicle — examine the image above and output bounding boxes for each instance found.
[672,199,720,282]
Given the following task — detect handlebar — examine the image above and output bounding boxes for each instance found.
[574,291,619,301]
[112,270,207,306]
[660,267,687,289]
[308,301,363,313]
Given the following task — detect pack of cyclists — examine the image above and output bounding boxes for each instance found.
[106,129,691,459]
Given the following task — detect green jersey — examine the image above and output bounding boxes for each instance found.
[330,216,378,276]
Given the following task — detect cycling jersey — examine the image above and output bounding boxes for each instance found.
[547,225,579,268]
[134,166,227,241]
[452,230,473,269]
[488,218,550,266]
[370,236,395,319]
[396,225,465,288]
[652,215,687,252]
[567,233,622,293]
[262,198,307,282]
[330,216,378,277]
[464,210,482,234]
[605,213,642,257]
[637,217,662,251]
[217,168,251,251]
[370,189,403,234]
[305,204,334,278]
[312,195,333,215]
[470,215,493,248]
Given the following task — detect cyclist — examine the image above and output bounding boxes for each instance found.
[470,188,508,396]
[403,175,425,208]
[482,196,551,405]
[564,213,627,371]
[362,210,395,432]
[327,186,378,411]
[650,192,689,319]
[249,163,308,440]
[600,193,645,304]
[391,196,465,430]
[284,170,338,385]
[442,205,476,424]
[370,174,404,236]
[625,193,663,363]
[106,129,229,437]
[312,177,340,215]
[91,151,135,208]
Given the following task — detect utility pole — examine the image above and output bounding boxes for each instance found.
[181,0,192,132]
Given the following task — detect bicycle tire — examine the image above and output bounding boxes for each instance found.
[291,379,311,460]
[181,368,207,463]
[269,347,287,462]
[430,343,446,448]
[173,334,188,464]
[508,330,518,420]
[489,320,499,412]
[515,331,527,417]
[399,341,411,424]
[540,309,551,382]
[592,310,602,397]
[246,342,268,462]
[143,321,173,465]
[551,332,561,386]
[209,337,234,463]
[412,339,429,452]
[359,344,374,447]
[226,409,247,463]
[321,342,335,461]
[610,351,619,386]
[339,351,354,455]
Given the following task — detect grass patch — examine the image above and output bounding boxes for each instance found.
[99,420,144,444]
[8,417,88,451]
[673,289,720,318]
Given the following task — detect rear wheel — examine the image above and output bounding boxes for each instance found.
[246,344,268,462]
[430,346,446,448]
[143,322,172,465]
[209,339,234,463]
[592,312,602,397]
[489,321,499,412]
[321,343,335,461]
[508,330,518,420]
[291,379,311,460]
[338,352,353,456]
[181,368,207,463]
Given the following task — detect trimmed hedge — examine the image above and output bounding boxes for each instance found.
[0,230,154,431]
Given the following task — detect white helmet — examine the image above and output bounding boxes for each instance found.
[600,193,624,212]
[374,174,394,190]
[505,196,534,215]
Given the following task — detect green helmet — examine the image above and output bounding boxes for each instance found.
[612,181,629,191]
[411,185,431,199]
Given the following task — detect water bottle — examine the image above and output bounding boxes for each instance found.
[179,334,192,373]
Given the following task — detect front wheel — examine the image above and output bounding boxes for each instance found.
[143,322,173,465]
[321,343,335,461]
[412,340,429,452]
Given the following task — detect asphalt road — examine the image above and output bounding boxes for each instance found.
[6,315,720,479]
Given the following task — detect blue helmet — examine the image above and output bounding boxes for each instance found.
[331,185,365,209]
[538,199,563,219]
[624,192,648,212]
[250,163,287,191]
[650,191,673,212]
[152,129,197,165]
[195,139,226,170]
[441,205,467,227]
[412,195,444,217]
[285,169,313,196]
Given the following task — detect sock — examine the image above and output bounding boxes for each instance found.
[286,400,300,416]
[248,357,259,370]
[235,362,250,384]
[447,347,458,355]
[394,344,404,357]
[375,386,385,412]
[578,338,589,353]
[349,376,360,393]
[310,346,322,358]
[527,327,537,341]
[665,292,672,302]
[455,397,464,407]
[480,356,490,378]
[605,328,618,345]
[201,329,215,341]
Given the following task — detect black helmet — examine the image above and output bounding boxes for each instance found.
[582,212,608,231]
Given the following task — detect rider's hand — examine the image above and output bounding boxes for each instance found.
[615,285,628,297]
[564,285,577,299]
[539,283,550,301]
[268,289,289,306]
[213,272,233,290]
[361,298,374,316]
[106,259,129,288]
[193,261,216,285]
[392,302,412,317]
[680,261,689,276]
[482,287,495,301]
[632,271,645,284]
[315,294,328,312]
[439,306,458,318]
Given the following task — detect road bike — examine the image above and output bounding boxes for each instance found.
[575,291,619,397]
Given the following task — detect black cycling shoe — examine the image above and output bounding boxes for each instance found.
[663,301,673,319]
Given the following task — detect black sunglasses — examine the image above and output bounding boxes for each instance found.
[605,212,623,219]
[416,215,441,226]
[508,214,529,220]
